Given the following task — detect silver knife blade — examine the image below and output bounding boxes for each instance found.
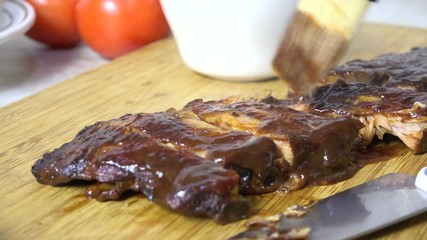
[230,167,427,240]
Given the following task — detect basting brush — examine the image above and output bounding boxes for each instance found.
[273,0,373,94]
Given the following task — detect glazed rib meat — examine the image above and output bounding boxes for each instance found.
[184,98,363,188]
[291,80,427,154]
[324,47,427,91]
[32,97,364,223]
[32,114,253,224]
[32,108,298,223]
[121,109,284,194]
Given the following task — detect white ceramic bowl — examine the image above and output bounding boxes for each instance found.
[160,0,297,82]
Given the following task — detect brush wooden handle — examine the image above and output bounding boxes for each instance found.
[298,0,370,39]
[273,0,371,94]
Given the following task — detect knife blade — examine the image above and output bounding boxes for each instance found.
[229,167,427,240]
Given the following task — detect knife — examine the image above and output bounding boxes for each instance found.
[229,167,427,240]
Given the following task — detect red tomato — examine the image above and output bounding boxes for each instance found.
[26,0,81,48]
[76,0,170,59]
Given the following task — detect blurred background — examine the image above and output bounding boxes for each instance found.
[0,0,426,107]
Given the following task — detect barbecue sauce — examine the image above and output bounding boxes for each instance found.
[185,98,364,189]
[31,117,251,224]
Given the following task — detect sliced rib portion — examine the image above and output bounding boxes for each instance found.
[184,98,363,188]
[127,109,284,194]
[296,80,427,154]
[32,115,250,224]
[324,47,427,91]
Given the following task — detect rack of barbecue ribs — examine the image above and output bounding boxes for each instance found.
[324,47,427,91]
[183,98,363,187]
[286,47,427,154]
[32,99,363,224]
[32,47,427,224]
[288,80,427,154]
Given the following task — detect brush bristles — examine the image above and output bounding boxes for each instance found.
[273,0,370,94]
[273,10,349,94]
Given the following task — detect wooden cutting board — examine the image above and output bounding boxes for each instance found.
[1,23,427,240]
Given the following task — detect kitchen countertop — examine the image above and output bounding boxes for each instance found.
[0,38,108,107]
[0,0,427,108]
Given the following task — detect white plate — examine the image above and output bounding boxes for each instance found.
[0,0,5,11]
[0,0,35,44]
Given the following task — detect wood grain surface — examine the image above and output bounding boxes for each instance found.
[1,23,427,240]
